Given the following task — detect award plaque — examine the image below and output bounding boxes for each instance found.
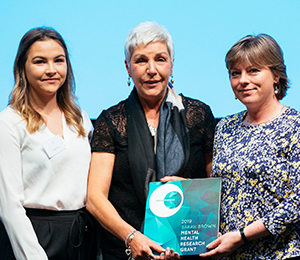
[143,178,221,255]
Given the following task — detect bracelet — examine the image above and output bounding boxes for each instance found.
[125,230,141,260]
[239,228,249,244]
[125,230,140,247]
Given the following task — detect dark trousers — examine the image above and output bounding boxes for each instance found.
[0,207,98,260]
[102,252,125,260]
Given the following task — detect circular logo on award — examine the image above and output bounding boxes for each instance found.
[149,184,184,217]
[164,191,182,209]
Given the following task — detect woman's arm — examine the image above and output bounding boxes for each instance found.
[0,117,48,260]
[204,153,212,178]
[202,103,216,179]
[86,152,165,259]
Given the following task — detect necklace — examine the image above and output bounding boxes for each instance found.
[246,105,285,126]
[148,123,157,136]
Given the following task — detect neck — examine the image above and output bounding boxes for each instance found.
[28,89,63,138]
[246,101,284,125]
[29,91,60,115]
[144,106,160,128]
[138,95,165,128]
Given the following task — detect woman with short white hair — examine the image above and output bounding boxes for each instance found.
[87,21,216,260]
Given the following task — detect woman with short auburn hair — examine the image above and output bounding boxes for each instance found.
[201,34,300,259]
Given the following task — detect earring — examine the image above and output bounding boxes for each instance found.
[127,77,131,87]
[170,75,174,85]
[20,77,24,87]
[235,96,238,100]
[274,83,279,94]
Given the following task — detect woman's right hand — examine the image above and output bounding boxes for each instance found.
[130,233,181,260]
[130,231,165,259]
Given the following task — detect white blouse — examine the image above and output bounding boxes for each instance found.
[0,106,93,260]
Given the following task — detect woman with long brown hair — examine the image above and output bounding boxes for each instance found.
[0,27,97,260]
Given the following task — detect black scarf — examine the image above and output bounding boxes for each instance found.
[126,84,190,205]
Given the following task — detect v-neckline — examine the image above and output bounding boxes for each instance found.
[44,112,65,139]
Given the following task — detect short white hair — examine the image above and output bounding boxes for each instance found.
[124,21,174,64]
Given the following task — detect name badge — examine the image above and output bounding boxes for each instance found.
[43,135,66,158]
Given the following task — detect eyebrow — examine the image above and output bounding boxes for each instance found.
[132,52,169,60]
[31,54,66,61]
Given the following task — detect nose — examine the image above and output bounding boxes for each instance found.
[147,60,157,76]
[239,71,250,85]
[46,62,57,75]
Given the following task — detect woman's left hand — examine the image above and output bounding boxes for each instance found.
[199,231,244,259]
[160,176,187,183]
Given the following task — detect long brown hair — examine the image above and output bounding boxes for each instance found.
[10,27,86,136]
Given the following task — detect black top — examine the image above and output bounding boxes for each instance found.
[91,95,216,258]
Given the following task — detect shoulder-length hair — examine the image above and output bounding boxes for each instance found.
[225,34,289,100]
[10,27,86,136]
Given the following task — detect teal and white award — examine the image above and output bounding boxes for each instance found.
[143,178,221,255]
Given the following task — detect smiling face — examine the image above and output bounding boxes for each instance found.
[25,39,67,101]
[229,60,279,110]
[125,41,173,105]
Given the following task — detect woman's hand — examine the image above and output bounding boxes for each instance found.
[160,176,187,183]
[200,220,271,259]
[130,233,181,260]
[199,231,244,259]
[130,232,165,259]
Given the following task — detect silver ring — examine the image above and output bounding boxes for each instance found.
[148,253,156,259]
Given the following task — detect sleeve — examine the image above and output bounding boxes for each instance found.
[90,109,116,153]
[201,104,216,154]
[0,119,48,260]
[261,130,300,236]
[81,109,94,142]
[210,119,223,178]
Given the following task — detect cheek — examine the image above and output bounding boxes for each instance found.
[62,67,68,78]
[159,67,172,80]
[57,66,68,82]
[230,79,236,88]
[25,66,37,82]
[24,63,31,78]
[166,65,173,75]
[131,67,142,80]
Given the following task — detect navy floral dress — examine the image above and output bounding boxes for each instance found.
[211,107,300,259]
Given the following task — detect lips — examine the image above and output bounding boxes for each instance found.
[240,88,254,95]
[144,80,160,84]
[42,78,59,83]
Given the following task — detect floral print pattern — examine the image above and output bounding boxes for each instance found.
[211,107,300,259]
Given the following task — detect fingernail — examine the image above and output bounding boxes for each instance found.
[166,247,170,251]
[170,249,174,253]
[206,244,210,248]
[161,252,165,256]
